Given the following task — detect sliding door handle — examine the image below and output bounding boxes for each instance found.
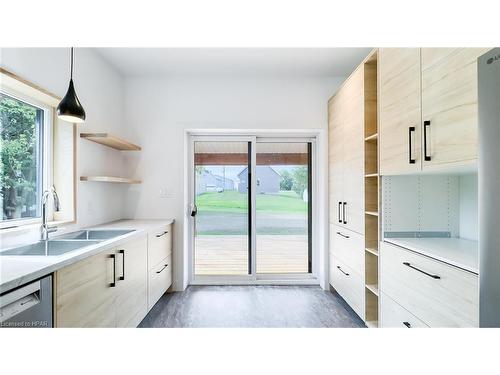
[342,202,347,224]
[118,250,125,281]
[423,120,431,161]
[403,262,440,279]
[338,202,342,223]
[408,126,416,164]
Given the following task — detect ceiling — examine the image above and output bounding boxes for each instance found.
[96,48,372,77]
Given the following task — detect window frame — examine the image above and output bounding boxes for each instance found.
[0,87,53,229]
[0,67,75,231]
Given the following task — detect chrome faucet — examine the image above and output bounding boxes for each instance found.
[40,186,61,241]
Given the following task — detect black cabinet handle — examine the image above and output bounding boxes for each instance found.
[338,202,342,223]
[408,126,416,164]
[110,254,116,287]
[403,321,412,328]
[423,120,431,161]
[342,202,347,224]
[156,231,168,238]
[118,250,125,281]
[156,264,169,274]
[403,262,440,279]
[337,265,349,276]
[336,231,350,239]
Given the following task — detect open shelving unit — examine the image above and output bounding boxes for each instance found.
[80,133,141,151]
[363,51,380,328]
[80,132,141,184]
[80,176,141,184]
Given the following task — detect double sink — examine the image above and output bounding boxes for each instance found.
[0,229,135,256]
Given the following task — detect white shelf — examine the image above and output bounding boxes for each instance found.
[80,176,141,184]
[80,133,141,151]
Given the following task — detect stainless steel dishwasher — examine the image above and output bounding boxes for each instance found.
[0,275,53,328]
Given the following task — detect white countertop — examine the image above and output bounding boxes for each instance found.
[384,237,478,274]
[0,219,174,294]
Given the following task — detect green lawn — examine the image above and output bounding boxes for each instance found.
[196,190,307,213]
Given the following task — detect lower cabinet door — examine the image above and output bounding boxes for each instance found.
[380,241,479,327]
[115,235,148,327]
[148,254,172,311]
[55,249,117,327]
[380,292,428,328]
[330,255,365,320]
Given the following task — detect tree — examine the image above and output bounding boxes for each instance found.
[0,93,39,220]
[291,166,308,197]
[279,170,293,191]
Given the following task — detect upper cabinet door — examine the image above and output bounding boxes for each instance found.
[379,48,422,175]
[342,68,365,234]
[421,48,491,170]
[328,95,344,225]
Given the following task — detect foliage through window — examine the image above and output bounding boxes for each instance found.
[0,92,44,222]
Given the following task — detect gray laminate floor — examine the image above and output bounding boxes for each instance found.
[139,285,365,328]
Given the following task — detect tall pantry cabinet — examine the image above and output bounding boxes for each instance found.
[329,50,380,327]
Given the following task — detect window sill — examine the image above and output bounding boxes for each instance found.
[0,220,75,235]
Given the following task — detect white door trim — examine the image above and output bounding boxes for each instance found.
[183,128,328,289]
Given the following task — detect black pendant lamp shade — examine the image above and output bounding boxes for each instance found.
[57,47,86,123]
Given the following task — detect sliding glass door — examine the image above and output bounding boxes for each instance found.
[192,136,313,281]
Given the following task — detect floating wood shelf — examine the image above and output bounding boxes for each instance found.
[365,211,379,217]
[364,133,378,142]
[80,176,141,184]
[365,247,379,256]
[366,284,379,297]
[365,173,378,178]
[80,133,141,151]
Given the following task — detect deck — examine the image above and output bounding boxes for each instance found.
[194,235,308,275]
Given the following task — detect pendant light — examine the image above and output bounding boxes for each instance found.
[57,47,86,123]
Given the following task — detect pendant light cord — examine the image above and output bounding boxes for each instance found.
[70,47,74,80]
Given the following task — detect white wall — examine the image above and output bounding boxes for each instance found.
[123,75,344,290]
[0,48,128,246]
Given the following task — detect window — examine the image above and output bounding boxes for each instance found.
[0,68,76,230]
[0,92,48,224]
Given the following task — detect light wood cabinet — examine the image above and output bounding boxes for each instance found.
[328,67,365,235]
[379,48,422,175]
[148,255,172,310]
[329,224,365,276]
[56,249,117,328]
[379,47,491,174]
[55,225,173,327]
[380,292,428,328]
[330,255,365,320]
[380,241,478,327]
[115,236,148,328]
[421,48,490,170]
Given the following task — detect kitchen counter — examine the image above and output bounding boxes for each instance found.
[0,219,174,294]
[384,237,478,274]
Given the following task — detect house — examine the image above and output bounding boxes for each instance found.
[196,169,235,194]
[237,166,280,194]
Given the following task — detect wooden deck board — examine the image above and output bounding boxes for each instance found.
[195,235,308,275]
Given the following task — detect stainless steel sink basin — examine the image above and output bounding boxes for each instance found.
[0,240,101,256]
[56,229,135,240]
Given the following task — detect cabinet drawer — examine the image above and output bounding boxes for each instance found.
[330,255,365,320]
[148,224,172,270]
[330,224,364,276]
[380,292,428,328]
[148,255,172,310]
[380,241,478,327]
